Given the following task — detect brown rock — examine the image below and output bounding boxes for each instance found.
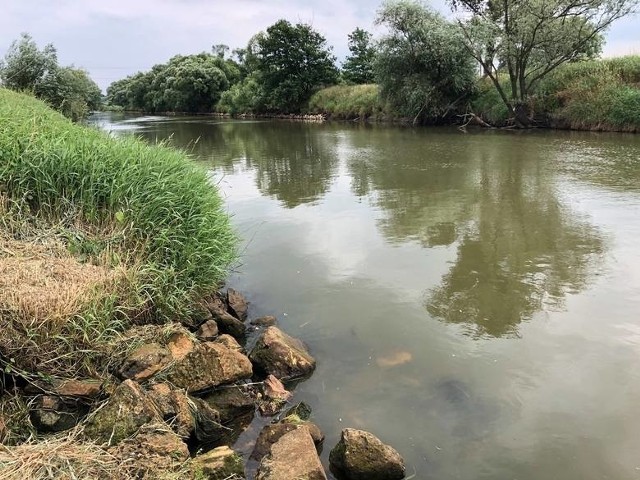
[202,386,255,423]
[227,288,248,321]
[197,319,219,340]
[190,398,227,445]
[214,333,243,352]
[147,383,194,439]
[256,426,327,480]
[85,379,161,445]
[212,309,247,339]
[166,342,252,392]
[30,395,87,432]
[250,315,277,326]
[118,343,171,382]
[251,422,324,462]
[192,445,245,480]
[249,327,316,379]
[54,379,102,398]
[329,428,405,480]
[167,331,195,361]
[258,375,292,416]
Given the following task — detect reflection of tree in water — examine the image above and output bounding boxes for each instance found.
[347,133,606,337]
[128,119,340,209]
[427,158,605,337]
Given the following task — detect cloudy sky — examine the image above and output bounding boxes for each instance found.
[1,0,638,92]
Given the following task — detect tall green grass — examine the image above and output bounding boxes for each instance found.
[307,84,388,120]
[0,89,238,322]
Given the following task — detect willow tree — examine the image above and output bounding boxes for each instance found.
[450,0,639,126]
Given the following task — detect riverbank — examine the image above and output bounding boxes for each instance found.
[306,56,640,132]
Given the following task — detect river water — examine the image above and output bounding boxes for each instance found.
[92,113,640,480]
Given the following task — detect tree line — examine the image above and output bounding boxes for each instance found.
[2,0,637,126]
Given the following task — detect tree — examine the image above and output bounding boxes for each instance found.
[342,28,376,84]
[254,20,339,112]
[375,1,477,124]
[0,33,58,93]
[450,0,639,126]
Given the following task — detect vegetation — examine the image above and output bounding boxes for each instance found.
[342,28,377,84]
[0,34,102,121]
[451,0,639,126]
[374,1,478,124]
[106,51,240,112]
[0,89,237,378]
[308,84,387,119]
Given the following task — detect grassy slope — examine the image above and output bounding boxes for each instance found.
[0,89,237,379]
[307,84,391,120]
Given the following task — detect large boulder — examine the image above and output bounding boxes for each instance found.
[249,327,316,379]
[166,341,252,392]
[118,343,171,382]
[255,426,327,480]
[192,445,245,480]
[85,380,161,445]
[147,383,194,439]
[329,428,405,480]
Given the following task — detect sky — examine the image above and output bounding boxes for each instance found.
[1,0,638,92]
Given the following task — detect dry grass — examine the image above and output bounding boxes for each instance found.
[0,426,193,480]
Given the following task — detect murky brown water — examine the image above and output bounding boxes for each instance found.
[93,113,640,480]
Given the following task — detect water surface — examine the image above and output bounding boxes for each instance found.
[93,113,640,480]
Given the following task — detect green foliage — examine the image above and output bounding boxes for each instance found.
[0,33,101,120]
[452,0,638,125]
[106,53,240,113]
[0,88,238,321]
[342,28,377,84]
[375,0,477,123]
[253,19,339,112]
[308,84,387,119]
[217,73,264,114]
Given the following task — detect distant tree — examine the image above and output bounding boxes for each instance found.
[0,33,101,119]
[375,1,477,123]
[254,20,339,112]
[449,0,639,126]
[0,33,58,93]
[342,28,376,84]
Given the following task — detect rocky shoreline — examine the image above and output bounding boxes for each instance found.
[0,287,405,479]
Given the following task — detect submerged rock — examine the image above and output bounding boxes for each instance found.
[250,315,277,327]
[329,428,405,480]
[249,326,316,379]
[192,445,245,480]
[227,288,248,321]
[85,379,161,445]
[166,341,252,392]
[256,426,327,480]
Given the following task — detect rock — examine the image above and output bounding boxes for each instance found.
[85,379,161,445]
[250,315,277,326]
[214,334,243,352]
[329,428,405,480]
[166,341,252,392]
[282,402,313,421]
[110,425,190,476]
[197,319,219,340]
[258,375,292,416]
[251,422,324,462]
[212,309,247,339]
[227,288,248,321]
[249,327,316,379]
[190,398,227,445]
[192,445,245,480]
[147,383,194,439]
[118,343,171,382]
[30,395,87,432]
[256,426,327,480]
[202,386,255,423]
[167,331,195,360]
[54,379,102,398]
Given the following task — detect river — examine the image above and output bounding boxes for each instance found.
[91,113,640,480]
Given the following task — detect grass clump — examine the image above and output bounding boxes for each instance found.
[0,89,237,378]
[307,84,388,120]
